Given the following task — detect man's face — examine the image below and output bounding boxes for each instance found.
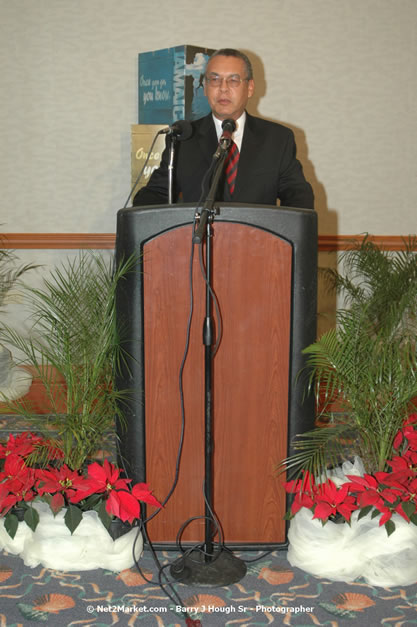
[204,55,255,121]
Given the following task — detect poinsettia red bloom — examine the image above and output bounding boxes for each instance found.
[282,414,417,535]
[0,432,64,467]
[402,449,417,470]
[394,415,417,452]
[389,476,417,518]
[404,414,417,426]
[0,431,162,536]
[0,432,39,460]
[76,462,161,522]
[373,501,411,526]
[394,501,412,522]
[388,453,416,475]
[404,477,417,503]
[86,459,132,494]
[0,453,34,485]
[393,429,405,451]
[105,489,141,523]
[374,472,408,492]
[346,473,402,508]
[312,480,357,522]
[8,475,37,509]
[0,456,37,515]
[285,470,318,515]
[131,483,161,510]
[290,489,315,516]
[0,484,16,515]
[401,426,417,452]
[376,503,394,526]
[36,464,93,501]
[285,470,316,495]
[0,453,23,480]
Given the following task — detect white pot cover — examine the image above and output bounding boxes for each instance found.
[287,458,417,587]
[0,502,143,572]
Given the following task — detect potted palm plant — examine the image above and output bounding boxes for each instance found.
[0,251,161,571]
[0,251,135,469]
[280,236,417,586]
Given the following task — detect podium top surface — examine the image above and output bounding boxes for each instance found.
[116,203,317,249]
[118,201,315,218]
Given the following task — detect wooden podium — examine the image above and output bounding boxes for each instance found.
[115,203,317,548]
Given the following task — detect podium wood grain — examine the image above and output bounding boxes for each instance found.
[143,222,291,544]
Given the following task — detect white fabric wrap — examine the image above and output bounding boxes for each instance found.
[287,457,417,587]
[0,502,143,571]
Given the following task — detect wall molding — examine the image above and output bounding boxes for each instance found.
[1,233,116,249]
[318,235,414,251]
[1,233,414,251]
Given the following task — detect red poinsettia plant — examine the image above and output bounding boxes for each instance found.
[285,414,417,536]
[0,431,161,539]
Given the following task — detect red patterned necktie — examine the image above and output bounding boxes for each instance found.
[225,140,240,196]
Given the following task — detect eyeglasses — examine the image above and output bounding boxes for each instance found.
[205,75,249,89]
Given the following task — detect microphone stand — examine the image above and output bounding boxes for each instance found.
[170,144,247,587]
[167,134,177,205]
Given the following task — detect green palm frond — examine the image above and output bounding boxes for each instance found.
[277,420,359,480]
[282,236,417,479]
[0,251,140,470]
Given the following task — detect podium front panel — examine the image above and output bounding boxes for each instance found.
[115,203,317,547]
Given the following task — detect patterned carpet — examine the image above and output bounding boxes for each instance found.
[1,545,417,626]
[2,417,417,625]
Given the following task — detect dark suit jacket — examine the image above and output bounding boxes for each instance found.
[133,112,314,210]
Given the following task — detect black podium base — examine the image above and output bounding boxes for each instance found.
[170,549,247,587]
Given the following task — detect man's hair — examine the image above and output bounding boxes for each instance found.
[207,48,253,80]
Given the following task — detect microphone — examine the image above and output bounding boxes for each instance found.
[219,118,236,147]
[159,120,193,141]
[214,118,236,158]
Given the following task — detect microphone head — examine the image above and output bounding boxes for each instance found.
[171,120,193,141]
[221,118,236,134]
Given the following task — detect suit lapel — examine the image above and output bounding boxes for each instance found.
[195,114,218,167]
[194,114,228,201]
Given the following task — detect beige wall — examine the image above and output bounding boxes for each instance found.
[1,0,416,237]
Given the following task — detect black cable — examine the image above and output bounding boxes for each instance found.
[114,213,198,524]
[120,214,203,625]
[122,152,234,625]
[132,513,199,626]
[239,549,275,563]
[139,214,197,525]
[175,515,224,562]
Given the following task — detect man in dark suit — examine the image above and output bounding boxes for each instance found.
[133,48,314,210]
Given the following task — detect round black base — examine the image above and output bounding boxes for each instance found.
[170,549,247,587]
